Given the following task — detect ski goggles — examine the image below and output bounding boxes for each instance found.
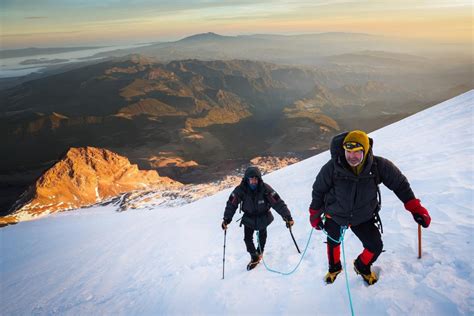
[343,141,364,152]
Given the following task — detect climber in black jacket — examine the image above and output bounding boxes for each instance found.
[222,166,294,270]
[309,130,431,285]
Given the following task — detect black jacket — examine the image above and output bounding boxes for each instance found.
[223,176,292,231]
[310,132,415,226]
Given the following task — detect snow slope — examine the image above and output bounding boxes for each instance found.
[1,90,473,315]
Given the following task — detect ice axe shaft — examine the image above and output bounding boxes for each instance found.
[418,224,422,259]
[222,228,227,279]
[289,226,301,254]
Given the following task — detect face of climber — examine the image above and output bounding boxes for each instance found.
[345,149,364,167]
[248,176,258,190]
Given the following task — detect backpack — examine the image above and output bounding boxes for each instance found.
[330,132,383,233]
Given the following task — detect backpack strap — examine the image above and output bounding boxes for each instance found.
[371,158,383,234]
[238,201,244,227]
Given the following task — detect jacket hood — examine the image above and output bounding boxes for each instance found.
[241,166,263,191]
[244,166,262,179]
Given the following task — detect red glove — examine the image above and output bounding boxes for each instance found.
[404,199,431,228]
[309,208,324,230]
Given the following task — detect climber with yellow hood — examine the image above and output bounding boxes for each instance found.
[308,130,431,285]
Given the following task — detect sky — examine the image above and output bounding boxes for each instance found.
[1,90,473,314]
[0,0,472,49]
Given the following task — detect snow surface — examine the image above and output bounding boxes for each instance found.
[1,90,473,315]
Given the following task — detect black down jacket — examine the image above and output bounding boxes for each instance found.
[310,132,415,226]
[223,167,292,230]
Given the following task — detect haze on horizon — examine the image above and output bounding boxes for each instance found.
[0,0,471,49]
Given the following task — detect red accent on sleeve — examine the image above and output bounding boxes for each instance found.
[267,191,278,204]
[231,195,238,205]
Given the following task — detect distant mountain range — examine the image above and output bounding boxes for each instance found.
[0,57,335,175]
[92,32,471,65]
[0,32,472,215]
[1,32,470,90]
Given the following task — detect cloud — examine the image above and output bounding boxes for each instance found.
[1,30,82,38]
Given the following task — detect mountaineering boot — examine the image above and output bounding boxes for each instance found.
[353,257,378,285]
[246,252,262,271]
[324,262,342,284]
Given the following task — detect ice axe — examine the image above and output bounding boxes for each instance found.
[417,224,422,259]
[288,226,301,254]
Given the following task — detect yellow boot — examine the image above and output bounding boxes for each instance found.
[324,262,342,284]
[324,269,342,284]
[353,259,378,285]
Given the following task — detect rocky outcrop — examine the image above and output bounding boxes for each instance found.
[148,156,199,168]
[114,155,301,211]
[117,98,187,118]
[4,147,181,224]
[185,90,252,128]
[249,156,300,175]
[283,98,340,131]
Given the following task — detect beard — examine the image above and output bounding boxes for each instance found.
[346,152,364,167]
[347,157,362,167]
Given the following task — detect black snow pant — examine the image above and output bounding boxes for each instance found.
[325,217,383,269]
[244,225,267,254]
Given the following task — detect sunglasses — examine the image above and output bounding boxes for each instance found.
[343,142,363,151]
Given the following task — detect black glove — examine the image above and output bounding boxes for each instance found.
[285,216,294,228]
[221,218,231,230]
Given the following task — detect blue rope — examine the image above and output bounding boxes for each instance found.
[341,234,355,316]
[255,225,355,316]
[256,228,314,275]
[322,226,355,316]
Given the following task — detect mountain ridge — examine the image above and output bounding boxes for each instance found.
[2,147,181,225]
[0,56,471,214]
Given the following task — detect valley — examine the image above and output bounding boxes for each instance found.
[1,33,471,216]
